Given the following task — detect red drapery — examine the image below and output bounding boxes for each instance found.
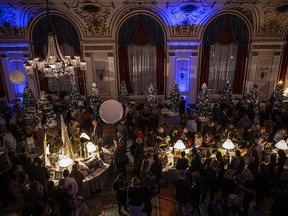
[119,46,132,92]
[118,21,164,94]
[279,43,288,82]
[200,46,211,87]
[200,22,246,94]
[233,46,246,94]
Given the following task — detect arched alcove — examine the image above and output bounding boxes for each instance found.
[117,14,165,95]
[31,15,84,95]
[32,15,80,58]
[200,14,250,95]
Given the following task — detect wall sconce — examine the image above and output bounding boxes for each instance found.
[96,69,105,81]
[259,67,269,80]
[179,67,187,80]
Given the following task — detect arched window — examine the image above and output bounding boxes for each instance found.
[118,15,165,95]
[200,14,249,94]
[32,15,84,95]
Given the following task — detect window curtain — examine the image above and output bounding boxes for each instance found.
[208,43,238,94]
[118,15,165,94]
[32,15,81,94]
[128,44,157,95]
[201,14,249,94]
[279,42,288,82]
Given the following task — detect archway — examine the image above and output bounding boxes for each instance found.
[117,14,165,95]
[200,14,249,95]
[31,15,84,95]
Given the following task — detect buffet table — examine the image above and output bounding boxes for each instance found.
[82,148,113,198]
[49,148,113,199]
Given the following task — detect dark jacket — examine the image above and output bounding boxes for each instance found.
[128,185,143,206]
[174,178,190,204]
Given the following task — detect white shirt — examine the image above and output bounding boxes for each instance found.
[3,133,17,153]
[186,119,197,133]
[64,176,78,197]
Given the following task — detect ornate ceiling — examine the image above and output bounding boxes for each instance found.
[0,0,288,41]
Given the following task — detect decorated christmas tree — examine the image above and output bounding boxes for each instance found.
[272,80,284,111]
[22,83,37,119]
[196,83,211,117]
[68,82,81,111]
[89,82,102,113]
[169,82,180,113]
[118,80,131,107]
[37,91,57,127]
[145,83,158,111]
[246,83,259,111]
[219,80,232,105]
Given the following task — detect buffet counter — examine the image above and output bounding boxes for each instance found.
[82,148,113,198]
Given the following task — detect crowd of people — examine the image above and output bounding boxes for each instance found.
[1,95,288,216]
[110,98,288,216]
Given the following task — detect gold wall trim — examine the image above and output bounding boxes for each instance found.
[169,45,198,50]
[191,52,198,56]
[253,45,282,49]
[169,52,175,56]
[107,52,114,57]
[84,52,92,57]
[252,51,259,56]
[274,51,281,56]
[84,46,114,51]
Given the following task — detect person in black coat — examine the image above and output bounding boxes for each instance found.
[176,151,189,171]
[190,172,202,216]
[141,171,154,216]
[128,177,143,216]
[90,119,102,143]
[271,185,288,216]
[149,153,162,195]
[174,170,190,216]
[53,179,72,216]
[179,96,186,123]
[201,160,220,204]
[113,173,128,214]
[113,142,127,176]
[237,168,254,216]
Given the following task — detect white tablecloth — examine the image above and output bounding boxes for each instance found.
[82,149,113,198]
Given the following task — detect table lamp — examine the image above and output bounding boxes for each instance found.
[80,132,90,158]
[87,142,96,155]
[58,156,73,168]
[222,139,235,162]
[80,132,90,141]
[275,140,288,150]
[174,140,186,157]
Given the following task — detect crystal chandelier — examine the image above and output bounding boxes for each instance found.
[24,0,86,78]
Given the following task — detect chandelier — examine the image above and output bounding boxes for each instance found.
[24,0,86,78]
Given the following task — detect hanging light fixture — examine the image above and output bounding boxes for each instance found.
[23,0,86,78]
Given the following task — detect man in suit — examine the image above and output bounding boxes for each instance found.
[174,170,190,216]
[91,119,102,143]
[114,131,127,149]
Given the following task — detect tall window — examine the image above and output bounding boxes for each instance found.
[200,15,249,94]
[208,43,238,94]
[118,15,165,95]
[127,43,157,94]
